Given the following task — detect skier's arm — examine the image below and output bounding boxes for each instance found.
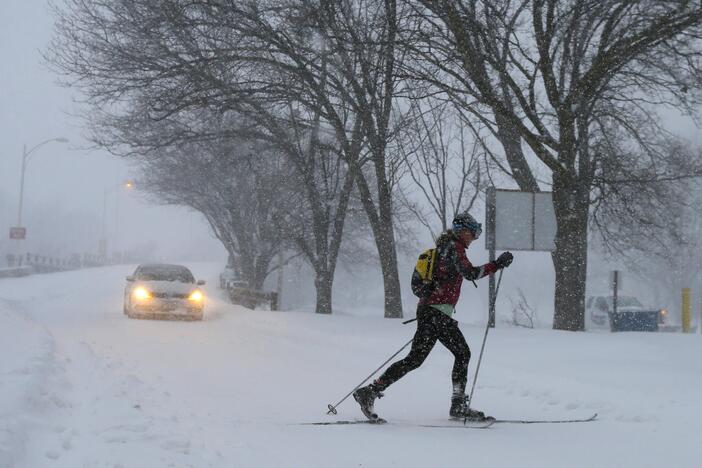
[455,243,497,281]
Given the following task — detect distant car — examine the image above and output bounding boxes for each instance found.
[586,295,667,331]
[219,265,238,289]
[219,265,249,290]
[124,263,205,321]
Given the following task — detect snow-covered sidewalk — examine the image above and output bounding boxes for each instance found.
[0,298,57,467]
[1,264,701,468]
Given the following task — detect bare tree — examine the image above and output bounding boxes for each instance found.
[50,0,371,314]
[405,0,702,330]
[590,135,702,317]
[396,97,490,238]
[49,0,414,318]
[590,131,699,259]
[309,0,410,318]
[248,102,361,315]
[138,138,291,291]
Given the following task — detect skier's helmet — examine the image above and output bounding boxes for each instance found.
[452,211,482,239]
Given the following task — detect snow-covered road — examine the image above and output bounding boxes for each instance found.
[1,264,701,468]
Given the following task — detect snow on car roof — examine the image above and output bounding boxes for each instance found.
[136,264,195,282]
[138,263,191,272]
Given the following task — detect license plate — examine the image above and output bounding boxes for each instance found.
[162,301,178,311]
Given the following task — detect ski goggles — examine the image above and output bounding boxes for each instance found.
[471,223,482,239]
[453,220,482,239]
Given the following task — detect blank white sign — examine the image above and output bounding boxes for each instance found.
[533,192,556,251]
[494,190,556,251]
[495,191,533,250]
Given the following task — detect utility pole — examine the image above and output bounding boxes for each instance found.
[100,180,134,261]
[15,138,69,229]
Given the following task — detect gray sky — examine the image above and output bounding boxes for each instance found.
[0,0,224,262]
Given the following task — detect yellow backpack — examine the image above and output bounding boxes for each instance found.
[412,248,438,297]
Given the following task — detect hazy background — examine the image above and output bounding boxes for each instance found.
[2,0,700,321]
[0,0,225,264]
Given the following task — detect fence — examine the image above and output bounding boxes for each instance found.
[0,252,113,278]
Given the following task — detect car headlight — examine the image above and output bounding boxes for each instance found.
[133,287,151,301]
[189,290,204,302]
[659,308,668,323]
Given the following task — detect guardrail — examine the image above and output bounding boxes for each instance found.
[0,266,33,278]
[0,252,132,279]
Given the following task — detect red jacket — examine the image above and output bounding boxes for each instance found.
[416,231,497,307]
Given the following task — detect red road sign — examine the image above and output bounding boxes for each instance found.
[9,227,26,240]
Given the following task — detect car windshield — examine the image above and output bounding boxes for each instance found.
[136,265,195,283]
[607,297,643,308]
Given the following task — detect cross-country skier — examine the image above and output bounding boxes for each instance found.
[353,211,513,421]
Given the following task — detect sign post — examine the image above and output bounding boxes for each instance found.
[485,188,556,328]
[486,189,497,327]
[611,271,620,327]
[682,288,691,333]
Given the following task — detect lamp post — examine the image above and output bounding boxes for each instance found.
[15,138,69,229]
[100,180,134,260]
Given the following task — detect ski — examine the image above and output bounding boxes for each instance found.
[299,418,495,429]
[418,418,495,429]
[300,418,387,426]
[299,413,596,427]
[493,413,598,424]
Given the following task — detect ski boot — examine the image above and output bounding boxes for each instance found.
[449,395,491,421]
[353,384,385,422]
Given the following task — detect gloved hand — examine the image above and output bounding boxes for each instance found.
[494,251,513,269]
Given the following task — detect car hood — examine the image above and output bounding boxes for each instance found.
[136,280,197,295]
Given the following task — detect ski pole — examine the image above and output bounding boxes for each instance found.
[327,337,413,415]
[465,268,504,424]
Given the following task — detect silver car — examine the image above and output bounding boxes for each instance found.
[124,264,205,320]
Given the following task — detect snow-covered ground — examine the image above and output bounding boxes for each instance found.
[1,264,701,468]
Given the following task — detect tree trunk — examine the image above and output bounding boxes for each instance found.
[314,270,333,315]
[376,220,403,318]
[551,172,589,331]
[494,113,540,192]
[374,170,404,318]
[252,251,274,292]
[240,253,257,290]
[354,165,404,319]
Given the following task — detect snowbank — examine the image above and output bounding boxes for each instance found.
[0,299,56,468]
[1,264,701,468]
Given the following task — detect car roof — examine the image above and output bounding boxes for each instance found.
[137,263,191,272]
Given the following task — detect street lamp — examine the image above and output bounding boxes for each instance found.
[100,179,135,259]
[14,137,69,234]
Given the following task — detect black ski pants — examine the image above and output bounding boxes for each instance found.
[375,305,471,395]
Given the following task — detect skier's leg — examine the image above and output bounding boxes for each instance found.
[353,306,439,419]
[436,317,486,419]
[436,316,471,397]
[372,305,438,391]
